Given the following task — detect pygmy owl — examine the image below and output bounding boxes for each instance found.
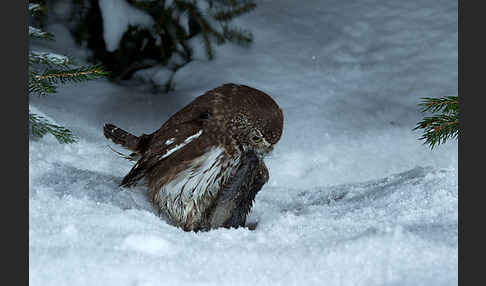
[104,83,284,231]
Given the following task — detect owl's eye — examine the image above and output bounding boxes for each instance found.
[199,111,211,120]
[252,136,263,143]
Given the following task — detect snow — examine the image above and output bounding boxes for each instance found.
[29,3,41,12]
[29,26,50,38]
[29,0,457,285]
[30,51,71,67]
[98,0,154,51]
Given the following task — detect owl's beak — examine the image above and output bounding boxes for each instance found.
[254,145,273,159]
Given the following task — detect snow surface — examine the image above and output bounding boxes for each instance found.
[30,0,458,285]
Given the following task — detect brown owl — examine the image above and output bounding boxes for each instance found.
[103,83,283,231]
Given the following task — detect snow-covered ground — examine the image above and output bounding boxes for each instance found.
[29,0,458,285]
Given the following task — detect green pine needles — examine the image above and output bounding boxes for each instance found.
[29,113,77,144]
[414,95,459,149]
[29,2,107,144]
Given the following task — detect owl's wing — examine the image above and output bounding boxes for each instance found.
[120,121,207,188]
[119,157,151,187]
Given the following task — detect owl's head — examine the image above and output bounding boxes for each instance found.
[217,84,284,158]
[176,83,283,159]
[228,111,282,158]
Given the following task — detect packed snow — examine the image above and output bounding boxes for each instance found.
[29,0,458,285]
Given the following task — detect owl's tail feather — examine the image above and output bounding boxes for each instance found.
[103,123,141,152]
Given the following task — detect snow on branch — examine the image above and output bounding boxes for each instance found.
[29,112,78,144]
[29,26,53,40]
[29,3,41,12]
[29,51,72,67]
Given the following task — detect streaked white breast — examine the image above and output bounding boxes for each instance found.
[155,146,240,228]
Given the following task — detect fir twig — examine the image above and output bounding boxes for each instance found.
[29,113,78,144]
[36,65,108,84]
[28,3,41,12]
[29,3,44,16]
[211,2,256,22]
[29,26,53,40]
[176,0,217,59]
[29,72,57,96]
[418,96,458,114]
[414,96,459,149]
[221,25,252,45]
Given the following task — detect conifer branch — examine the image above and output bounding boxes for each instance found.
[418,96,458,114]
[175,0,217,59]
[36,65,108,84]
[211,3,256,22]
[29,26,53,40]
[28,3,41,12]
[29,113,78,144]
[221,25,252,45]
[29,3,44,16]
[414,96,459,149]
[28,0,108,143]
[29,51,72,67]
[29,72,57,97]
[69,0,255,87]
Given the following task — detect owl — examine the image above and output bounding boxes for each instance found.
[104,83,283,231]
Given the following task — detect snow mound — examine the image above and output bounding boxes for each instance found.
[29,132,457,286]
[121,234,178,256]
